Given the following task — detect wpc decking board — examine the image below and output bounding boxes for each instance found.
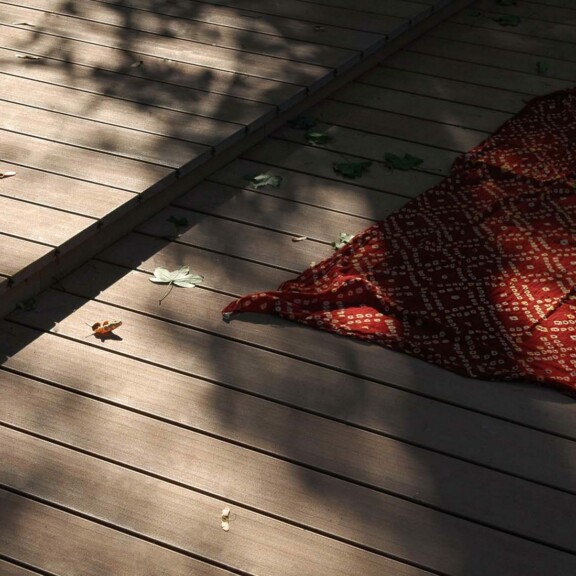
[0,0,458,315]
[430,21,576,62]
[3,1,576,575]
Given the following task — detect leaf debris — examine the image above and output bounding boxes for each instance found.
[288,115,317,130]
[149,266,204,304]
[15,54,42,60]
[492,14,521,26]
[292,235,307,242]
[384,153,424,171]
[243,173,283,189]
[305,130,331,146]
[333,161,371,179]
[0,170,16,179]
[331,232,354,250]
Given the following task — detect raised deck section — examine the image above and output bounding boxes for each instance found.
[0,0,467,316]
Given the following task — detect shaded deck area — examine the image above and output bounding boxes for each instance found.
[2,0,576,575]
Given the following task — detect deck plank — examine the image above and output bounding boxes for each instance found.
[1,359,575,576]
[0,161,135,217]
[0,196,95,247]
[0,25,304,107]
[0,130,175,193]
[0,234,53,282]
[93,0,386,52]
[0,486,238,576]
[16,0,361,71]
[410,34,576,82]
[0,72,246,150]
[0,3,332,88]
[361,65,530,113]
[2,331,576,555]
[0,424,426,576]
[430,21,576,63]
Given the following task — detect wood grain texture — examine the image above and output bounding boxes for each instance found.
[18,0,360,70]
[0,486,238,576]
[1,357,575,576]
[0,423,428,576]
[362,65,529,113]
[0,196,95,246]
[0,160,135,217]
[0,72,246,150]
[92,0,386,52]
[0,234,53,280]
[0,25,304,106]
[0,3,331,88]
[431,21,576,63]
[385,49,569,95]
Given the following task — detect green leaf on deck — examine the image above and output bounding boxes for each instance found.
[384,153,423,171]
[288,115,317,130]
[17,298,36,311]
[167,216,189,228]
[536,61,549,74]
[331,233,354,250]
[492,14,521,26]
[149,266,204,304]
[305,130,331,146]
[243,173,283,189]
[333,161,372,179]
[496,0,518,6]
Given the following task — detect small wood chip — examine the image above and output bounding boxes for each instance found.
[221,506,231,532]
[292,236,307,242]
[0,170,16,179]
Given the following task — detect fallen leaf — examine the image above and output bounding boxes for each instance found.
[492,14,521,26]
[0,170,16,179]
[536,61,549,74]
[15,54,42,60]
[166,215,189,228]
[17,297,36,311]
[331,232,354,250]
[305,130,331,146]
[333,161,371,179]
[13,22,36,26]
[243,173,282,189]
[85,319,123,338]
[149,266,204,304]
[288,115,317,130]
[384,153,423,171]
[292,235,307,242]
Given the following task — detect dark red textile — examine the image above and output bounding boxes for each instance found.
[223,90,576,392]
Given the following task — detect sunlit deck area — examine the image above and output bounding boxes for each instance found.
[1,0,576,575]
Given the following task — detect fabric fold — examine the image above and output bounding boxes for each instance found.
[223,90,576,392]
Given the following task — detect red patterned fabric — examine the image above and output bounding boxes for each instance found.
[223,90,576,392]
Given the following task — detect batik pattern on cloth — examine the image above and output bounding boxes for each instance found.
[223,89,576,392]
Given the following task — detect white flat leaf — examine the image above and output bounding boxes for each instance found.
[0,170,16,179]
[149,267,177,283]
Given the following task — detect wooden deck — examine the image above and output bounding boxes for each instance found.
[0,0,465,315]
[2,0,576,575]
